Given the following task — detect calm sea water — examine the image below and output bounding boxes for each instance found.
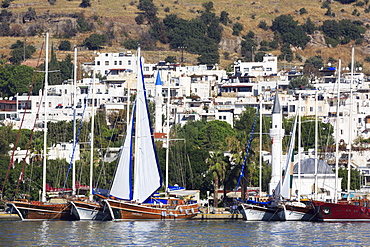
[0,220,369,246]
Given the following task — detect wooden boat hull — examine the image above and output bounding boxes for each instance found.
[277,204,316,221]
[239,203,281,221]
[312,200,370,222]
[104,199,198,220]
[70,201,112,221]
[9,201,77,221]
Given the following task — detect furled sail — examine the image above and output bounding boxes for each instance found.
[275,112,298,199]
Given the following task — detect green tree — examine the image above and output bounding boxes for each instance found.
[232,22,243,36]
[122,39,138,50]
[137,0,158,24]
[9,40,36,65]
[271,14,310,48]
[164,56,176,63]
[258,20,269,30]
[83,34,108,50]
[202,1,214,12]
[1,0,14,8]
[207,151,228,208]
[288,76,310,89]
[338,168,361,191]
[58,40,71,51]
[303,55,324,81]
[219,11,229,25]
[79,0,91,8]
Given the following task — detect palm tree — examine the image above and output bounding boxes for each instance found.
[207,151,228,208]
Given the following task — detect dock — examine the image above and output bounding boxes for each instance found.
[194,213,243,220]
[194,207,243,220]
[0,212,19,220]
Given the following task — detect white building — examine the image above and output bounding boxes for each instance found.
[233,54,278,77]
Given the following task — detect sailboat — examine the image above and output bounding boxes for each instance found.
[239,93,281,221]
[312,50,370,221]
[69,62,111,221]
[276,93,316,221]
[98,48,198,220]
[8,32,77,221]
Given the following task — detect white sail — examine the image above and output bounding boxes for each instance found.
[133,57,162,203]
[110,107,135,200]
[276,112,298,199]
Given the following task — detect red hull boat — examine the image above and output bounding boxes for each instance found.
[312,200,370,222]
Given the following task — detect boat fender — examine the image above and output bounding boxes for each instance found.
[161,211,166,217]
[174,214,178,218]
[179,207,183,213]
[191,208,195,214]
[185,209,188,215]
[169,212,173,216]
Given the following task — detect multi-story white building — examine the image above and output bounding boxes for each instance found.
[233,54,278,77]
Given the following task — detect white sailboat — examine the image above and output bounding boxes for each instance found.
[100,48,198,220]
[276,96,315,221]
[70,66,111,220]
[239,93,281,221]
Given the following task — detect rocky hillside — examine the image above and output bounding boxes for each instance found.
[1,0,370,71]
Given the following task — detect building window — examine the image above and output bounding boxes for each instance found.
[318,106,322,112]
[144,67,149,71]
[119,61,122,65]
[105,61,109,65]
[359,118,362,123]
[114,61,117,65]
[266,67,272,71]
[97,61,100,65]
[301,106,305,112]
[128,60,131,65]
[289,105,295,112]
[65,89,67,94]
[48,102,51,107]
[310,107,313,112]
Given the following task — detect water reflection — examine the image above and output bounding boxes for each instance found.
[0,220,369,246]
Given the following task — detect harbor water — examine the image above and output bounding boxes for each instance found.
[0,220,369,246]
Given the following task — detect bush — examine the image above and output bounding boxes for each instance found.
[79,0,91,8]
[258,20,268,30]
[122,39,138,50]
[299,8,307,15]
[83,34,107,50]
[58,40,71,51]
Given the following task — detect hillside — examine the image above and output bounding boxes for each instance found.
[2,0,370,72]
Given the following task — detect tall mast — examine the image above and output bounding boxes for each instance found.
[347,45,354,200]
[89,70,95,201]
[314,91,318,200]
[298,92,301,201]
[72,46,77,196]
[42,31,49,202]
[165,73,170,194]
[134,46,141,197]
[259,94,262,194]
[334,59,342,203]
